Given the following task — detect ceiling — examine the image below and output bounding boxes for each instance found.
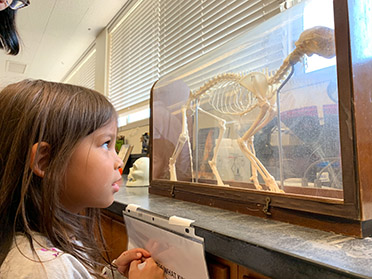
[0,0,127,90]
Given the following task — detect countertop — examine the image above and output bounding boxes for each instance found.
[106,185,372,279]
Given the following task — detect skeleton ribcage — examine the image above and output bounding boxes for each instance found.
[195,78,258,115]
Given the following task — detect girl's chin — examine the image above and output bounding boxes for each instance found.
[100,199,114,209]
[112,183,120,193]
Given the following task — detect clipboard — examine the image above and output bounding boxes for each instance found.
[123,204,209,279]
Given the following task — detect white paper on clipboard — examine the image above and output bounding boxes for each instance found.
[123,204,209,279]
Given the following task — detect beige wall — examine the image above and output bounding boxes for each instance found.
[95,29,108,96]
[118,119,149,154]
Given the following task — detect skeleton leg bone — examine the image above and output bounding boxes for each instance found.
[241,105,283,192]
[237,72,282,191]
[237,103,269,190]
[186,132,195,181]
[246,136,261,189]
[238,71,283,192]
[197,107,228,186]
[237,137,282,192]
[169,105,191,181]
[245,95,277,153]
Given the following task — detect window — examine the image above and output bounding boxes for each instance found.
[348,0,372,61]
[108,0,160,114]
[118,106,150,127]
[303,0,335,72]
[108,0,285,120]
[63,47,96,89]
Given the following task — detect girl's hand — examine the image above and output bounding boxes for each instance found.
[115,248,151,276]
[129,257,164,279]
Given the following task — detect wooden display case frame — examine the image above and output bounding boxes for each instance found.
[149,0,372,237]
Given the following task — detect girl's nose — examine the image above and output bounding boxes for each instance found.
[115,154,124,170]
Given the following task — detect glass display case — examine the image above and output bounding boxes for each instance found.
[150,0,372,237]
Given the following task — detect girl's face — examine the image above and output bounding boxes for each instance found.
[61,119,123,213]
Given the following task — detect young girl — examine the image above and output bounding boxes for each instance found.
[0,80,164,279]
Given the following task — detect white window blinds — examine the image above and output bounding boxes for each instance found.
[63,48,96,90]
[108,0,160,113]
[108,0,284,113]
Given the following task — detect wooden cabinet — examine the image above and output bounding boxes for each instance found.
[206,253,238,279]
[101,209,268,279]
[149,0,372,238]
[101,209,128,261]
[238,266,269,279]
[206,253,269,279]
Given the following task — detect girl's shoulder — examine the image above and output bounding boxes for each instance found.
[0,233,93,279]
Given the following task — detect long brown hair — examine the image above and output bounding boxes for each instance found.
[0,8,20,55]
[0,80,117,277]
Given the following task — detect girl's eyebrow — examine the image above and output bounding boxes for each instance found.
[102,133,116,139]
[95,131,116,140]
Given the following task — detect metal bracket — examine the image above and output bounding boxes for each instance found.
[170,185,176,198]
[280,0,302,12]
[263,197,272,216]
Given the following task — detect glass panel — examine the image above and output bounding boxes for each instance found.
[152,0,342,200]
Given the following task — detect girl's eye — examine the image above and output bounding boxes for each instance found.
[102,141,110,150]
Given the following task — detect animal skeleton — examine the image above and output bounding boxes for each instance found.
[168,26,335,192]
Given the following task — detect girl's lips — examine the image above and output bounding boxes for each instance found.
[113,177,123,185]
[112,178,123,192]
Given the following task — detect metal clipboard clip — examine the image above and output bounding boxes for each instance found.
[123,204,203,241]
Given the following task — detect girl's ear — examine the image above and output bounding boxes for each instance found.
[30,142,51,178]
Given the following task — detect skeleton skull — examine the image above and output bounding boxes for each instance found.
[295,26,335,59]
[127,157,150,187]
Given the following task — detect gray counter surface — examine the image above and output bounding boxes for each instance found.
[107,186,372,279]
